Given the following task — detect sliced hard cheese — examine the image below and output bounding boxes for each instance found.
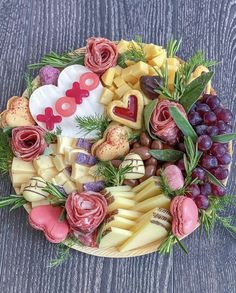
[99,227,132,248]
[109,208,142,220]
[33,155,54,171]
[105,215,135,230]
[132,176,160,193]
[12,173,37,187]
[132,194,170,212]
[11,157,35,174]
[135,181,162,202]
[107,195,136,212]
[53,172,68,185]
[105,191,136,200]
[71,164,90,181]
[105,185,132,193]
[52,155,67,171]
[63,180,77,194]
[57,136,76,154]
[38,167,58,181]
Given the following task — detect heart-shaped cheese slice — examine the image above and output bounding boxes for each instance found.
[29,65,104,138]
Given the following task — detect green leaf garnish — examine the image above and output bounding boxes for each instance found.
[44,126,62,144]
[180,72,214,113]
[24,73,34,98]
[75,114,110,141]
[201,167,225,188]
[143,99,158,139]
[212,133,236,143]
[159,233,188,255]
[149,149,184,162]
[166,39,182,58]
[169,106,198,142]
[0,195,27,211]
[0,129,14,175]
[28,51,85,70]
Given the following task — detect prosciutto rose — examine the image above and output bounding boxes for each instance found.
[150,100,186,145]
[84,37,118,75]
[65,191,107,233]
[11,126,47,161]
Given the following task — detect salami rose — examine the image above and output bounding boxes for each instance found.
[151,100,186,145]
[65,191,107,233]
[84,37,118,75]
[11,126,47,161]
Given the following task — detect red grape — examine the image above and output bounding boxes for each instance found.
[201,154,218,169]
[194,195,209,209]
[197,103,210,115]
[192,167,206,181]
[200,183,212,196]
[206,95,220,110]
[211,166,229,180]
[216,109,233,123]
[197,135,213,151]
[216,120,227,131]
[186,184,200,198]
[177,142,186,152]
[195,125,208,135]
[217,153,231,165]
[203,111,217,125]
[211,184,226,196]
[177,159,185,171]
[206,126,219,137]
[219,124,232,135]
[188,111,202,125]
[210,143,227,158]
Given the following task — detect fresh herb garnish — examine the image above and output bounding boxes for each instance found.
[117,37,146,68]
[212,133,236,143]
[200,195,236,237]
[159,232,189,255]
[0,129,14,175]
[149,149,184,162]
[42,182,66,200]
[201,167,225,188]
[166,39,182,58]
[44,126,62,144]
[94,161,133,187]
[75,114,110,141]
[0,195,27,211]
[28,51,85,70]
[143,99,158,139]
[24,73,34,98]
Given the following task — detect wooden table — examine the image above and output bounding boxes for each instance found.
[0,0,235,292]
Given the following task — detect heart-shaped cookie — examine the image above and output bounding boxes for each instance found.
[107,90,144,129]
[29,205,70,243]
[92,125,130,161]
[29,65,104,138]
[0,96,35,127]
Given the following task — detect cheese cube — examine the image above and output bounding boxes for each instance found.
[114,83,132,98]
[105,215,135,230]
[12,173,37,188]
[38,167,58,181]
[101,67,116,86]
[117,39,130,53]
[148,51,167,67]
[64,148,88,165]
[33,156,54,171]
[113,76,125,88]
[109,208,142,220]
[143,44,164,59]
[114,65,122,77]
[71,164,90,181]
[53,172,68,185]
[100,88,114,105]
[63,180,77,194]
[107,195,136,212]
[131,61,149,78]
[108,84,117,92]
[99,227,132,248]
[132,81,141,90]
[49,143,58,154]
[135,181,162,202]
[75,175,95,184]
[57,136,76,154]
[132,194,170,212]
[12,157,35,174]
[52,155,66,171]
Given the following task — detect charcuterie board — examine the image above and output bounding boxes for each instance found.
[0,38,235,264]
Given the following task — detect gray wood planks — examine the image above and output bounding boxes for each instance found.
[0,0,235,292]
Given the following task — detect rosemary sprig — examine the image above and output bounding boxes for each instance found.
[167,39,182,58]
[24,73,34,97]
[75,114,110,140]
[159,232,189,255]
[44,126,62,144]
[94,161,133,187]
[28,51,85,70]
[0,129,14,175]
[0,195,27,211]
[117,36,146,68]
[184,136,201,178]
[42,182,66,200]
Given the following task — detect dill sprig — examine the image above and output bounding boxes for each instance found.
[28,51,85,70]
[75,114,110,140]
[200,195,236,237]
[167,39,182,58]
[24,73,34,98]
[159,232,189,255]
[44,126,62,144]
[94,161,133,187]
[117,37,146,68]
[0,129,14,175]
[0,195,27,211]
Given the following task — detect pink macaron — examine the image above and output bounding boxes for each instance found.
[29,205,70,243]
[170,196,199,237]
[163,165,184,191]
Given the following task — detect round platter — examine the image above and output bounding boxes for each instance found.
[11,42,232,258]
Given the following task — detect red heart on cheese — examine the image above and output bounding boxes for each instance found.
[29,205,70,243]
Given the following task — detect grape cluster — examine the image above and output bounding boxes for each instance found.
[186,94,233,209]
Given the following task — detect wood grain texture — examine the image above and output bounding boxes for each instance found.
[0,0,235,293]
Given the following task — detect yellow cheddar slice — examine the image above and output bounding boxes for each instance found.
[107,195,136,212]
[101,67,116,86]
[99,227,132,248]
[33,155,54,172]
[71,163,90,181]
[109,208,143,220]
[105,215,135,230]
[38,167,58,181]
[135,181,162,202]
[52,155,66,171]
[11,157,35,174]
[132,194,171,213]
[132,176,160,193]
[63,180,77,194]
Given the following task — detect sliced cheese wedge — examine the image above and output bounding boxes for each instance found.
[105,215,135,230]
[105,191,136,200]
[119,208,171,252]
[11,157,35,174]
[105,185,132,192]
[99,227,132,248]
[109,208,143,220]
[132,176,160,193]
[135,181,162,202]
[107,195,136,212]
[132,194,170,212]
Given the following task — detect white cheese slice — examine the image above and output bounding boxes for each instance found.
[135,181,162,202]
[132,194,170,212]
[109,209,143,220]
[63,180,77,194]
[132,176,160,193]
[107,195,136,212]
[99,227,132,248]
[52,155,67,171]
[105,215,135,230]
[11,157,35,174]
[33,156,54,172]
[38,167,58,181]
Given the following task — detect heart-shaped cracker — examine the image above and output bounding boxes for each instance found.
[29,205,70,243]
[29,65,104,138]
[0,96,35,127]
[107,90,144,129]
[92,125,130,161]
